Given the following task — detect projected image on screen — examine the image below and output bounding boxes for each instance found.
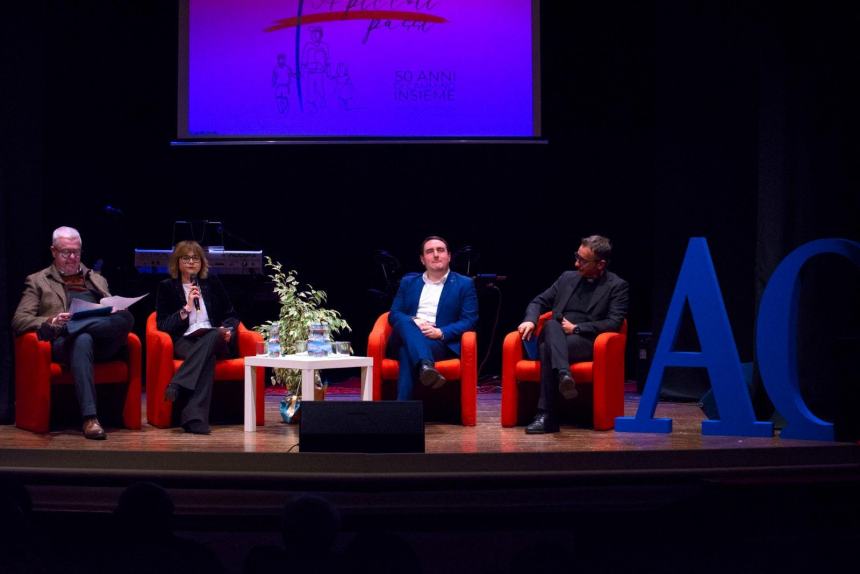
[179,1,540,139]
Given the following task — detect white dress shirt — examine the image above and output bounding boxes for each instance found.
[415,271,449,325]
[182,282,213,335]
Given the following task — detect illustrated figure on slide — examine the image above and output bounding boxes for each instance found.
[272,53,294,114]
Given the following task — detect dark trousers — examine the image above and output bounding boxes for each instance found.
[537,320,594,412]
[386,320,454,400]
[171,329,232,426]
[52,311,134,419]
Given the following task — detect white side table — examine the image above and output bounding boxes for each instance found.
[243,353,374,432]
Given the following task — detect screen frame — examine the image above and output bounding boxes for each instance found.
[175,0,543,145]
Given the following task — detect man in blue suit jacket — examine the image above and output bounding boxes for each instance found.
[388,236,479,400]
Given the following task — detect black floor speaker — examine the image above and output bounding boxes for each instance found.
[299,401,425,453]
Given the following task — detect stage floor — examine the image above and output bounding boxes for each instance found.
[1,384,858,550]
[1,386,856,487]
[0,385,846,454]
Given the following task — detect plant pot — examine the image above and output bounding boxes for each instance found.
[280,393,301,424]
[279,372,326,424]
[314,378,327,401]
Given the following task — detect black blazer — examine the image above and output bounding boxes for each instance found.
[155,276,240,343]
[523,270,629,337]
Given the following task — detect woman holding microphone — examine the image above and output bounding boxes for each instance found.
[155,241,239,434]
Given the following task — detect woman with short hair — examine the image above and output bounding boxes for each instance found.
[155,241,239,434]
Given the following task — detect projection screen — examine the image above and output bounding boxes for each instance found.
[177,0,542,140]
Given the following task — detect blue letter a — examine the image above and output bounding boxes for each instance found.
[616,238,773,436]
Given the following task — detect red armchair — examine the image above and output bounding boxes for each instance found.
[366,312,478,426]
[14,331,142,433]
[145,312,265,428]
[501,313,627,430]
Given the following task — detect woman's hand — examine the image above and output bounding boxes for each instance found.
[186,284,201,310]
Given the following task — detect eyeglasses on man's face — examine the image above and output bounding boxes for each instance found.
[56,249,81,259]
[574,252,599,265]
[180,255,201,263]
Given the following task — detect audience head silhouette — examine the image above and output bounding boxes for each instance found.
[114,481,175,540]
[281,494,341,554]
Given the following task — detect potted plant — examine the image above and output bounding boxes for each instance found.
[255,257,350,421]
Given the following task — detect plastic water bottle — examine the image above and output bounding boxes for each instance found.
[307,322,331,356]
[268,324,281,357]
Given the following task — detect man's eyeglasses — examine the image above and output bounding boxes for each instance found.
[575,253,600,265]
[180,255,201,263]
[56,249,81,259]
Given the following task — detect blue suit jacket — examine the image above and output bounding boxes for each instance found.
[388,271,478,356]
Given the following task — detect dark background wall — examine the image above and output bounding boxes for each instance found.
[2,2,858,430]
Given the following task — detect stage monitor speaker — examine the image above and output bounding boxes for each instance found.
[299,401,425,453]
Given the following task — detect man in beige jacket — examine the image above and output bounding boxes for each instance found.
[12,226,133,439]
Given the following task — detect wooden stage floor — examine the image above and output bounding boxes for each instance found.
[0,385,850,455]
[1,385,858,567]
[1,386,857,490]
[0,387,848,454]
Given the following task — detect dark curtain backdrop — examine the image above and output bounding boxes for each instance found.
[753,3,860,438]
[2,2,858,433]
[652,0,759,400]
[1,4,45,422]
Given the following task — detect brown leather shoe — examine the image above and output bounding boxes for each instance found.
[83,417,107,440]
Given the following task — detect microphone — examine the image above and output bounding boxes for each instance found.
[190,274,200,311]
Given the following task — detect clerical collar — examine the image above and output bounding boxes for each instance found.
[583,271,606,284]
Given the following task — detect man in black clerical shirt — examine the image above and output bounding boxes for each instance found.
[517,235,629,433]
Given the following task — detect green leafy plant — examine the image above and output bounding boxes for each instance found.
[255,257,351,394]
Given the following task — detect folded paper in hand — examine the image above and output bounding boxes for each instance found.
[69,294,148,320]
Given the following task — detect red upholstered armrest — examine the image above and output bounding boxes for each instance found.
[460,330,477,360]
[146,312,174,357]
[502,330,525,365]
[16,331,52,362]
[592,319,628,365]
[17,329,140,366]
[534,311,553,337]
[126,331,142,367]
[145,312,175,411]
[367,312,392,363]
[237,323,262,357]
[498,312,551,365]
[15,332,53,388]
[147,327,173,355]
[367,312,393,400]
[592,330,627,375]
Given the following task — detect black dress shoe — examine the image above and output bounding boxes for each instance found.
[164,384,179,402]
[182,420,211,435]
[82,417,107,440]
[418,362,446,389]
[557,369,578,400]
[525,412,559,434]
